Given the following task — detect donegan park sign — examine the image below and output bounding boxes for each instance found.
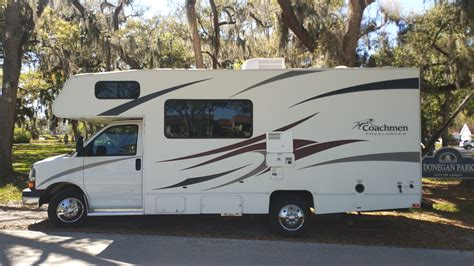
[422,147,474,179]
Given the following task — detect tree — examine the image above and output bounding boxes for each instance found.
[369,3,473,154]
[186,0,204,68]
[342,0,375,66]
[276,0,376,67]
[276,0,315,52]
[0,0,48,178]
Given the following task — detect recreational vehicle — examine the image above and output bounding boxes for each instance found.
[22,60,421,236]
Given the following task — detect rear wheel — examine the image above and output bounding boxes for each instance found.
[270,195,310,237]
[465,145,472,150]
[48,189,87,227]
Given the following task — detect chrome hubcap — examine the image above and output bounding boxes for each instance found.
[278,204,305,231]
[56,198,84,223]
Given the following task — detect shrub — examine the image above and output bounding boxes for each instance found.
[13,128,32,144]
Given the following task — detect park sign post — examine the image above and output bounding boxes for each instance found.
[422,147,474,179]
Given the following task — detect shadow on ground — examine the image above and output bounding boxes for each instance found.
[27,211,474,251]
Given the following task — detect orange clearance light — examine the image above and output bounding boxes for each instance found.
[412,203,420,208]
[27,181,35,189]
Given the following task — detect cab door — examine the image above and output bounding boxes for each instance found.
[83,123,142,210]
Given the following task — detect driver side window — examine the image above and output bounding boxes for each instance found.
[86,125,138,156]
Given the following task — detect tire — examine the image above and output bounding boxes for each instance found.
[270,195,310,237]
[48,189,87,227]
[465,145,472,150]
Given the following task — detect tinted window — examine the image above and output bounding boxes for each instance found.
[165,100,252,138]
[86,125,138,156]
[95,81,140,99]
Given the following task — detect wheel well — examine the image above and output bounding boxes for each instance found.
[40,183,86,206]
[270,190,314,209]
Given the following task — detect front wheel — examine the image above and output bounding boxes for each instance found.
[465,145,472,150]
[270,196,310,237]
[48,189,87,227]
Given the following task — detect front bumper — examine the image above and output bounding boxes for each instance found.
[22,188,42,207]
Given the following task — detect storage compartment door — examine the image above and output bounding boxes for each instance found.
[201,196,242,215]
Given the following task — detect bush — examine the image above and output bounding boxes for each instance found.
[13,128,32,144]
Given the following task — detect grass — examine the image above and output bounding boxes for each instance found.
[0,184,22,203]
[0,137,74,204]
[433,202,459,212]
[366,179,474,231]
[12,142,74,174]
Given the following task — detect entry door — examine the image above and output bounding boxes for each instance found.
[83,123,142,210]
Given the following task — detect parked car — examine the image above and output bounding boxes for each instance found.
[460,140,473,150]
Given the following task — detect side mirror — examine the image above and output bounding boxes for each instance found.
[76,136,84,157]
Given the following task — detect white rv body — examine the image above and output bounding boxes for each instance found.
[25,68,421,222]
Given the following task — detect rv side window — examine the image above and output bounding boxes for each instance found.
[85,125,138,156]
[165,100,253,138]
[95,81,140,99]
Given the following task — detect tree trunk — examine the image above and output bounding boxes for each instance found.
[440,91,453,147]
[209,0,220,69]
[70,120,80,142]
[104,38,112,71]
[0,0,48,178]
[0,1,22,177]
[185,0,204,68]
[277,0,315,52]
[341,0,374,66]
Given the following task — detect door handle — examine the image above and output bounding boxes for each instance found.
[135,158,141,171]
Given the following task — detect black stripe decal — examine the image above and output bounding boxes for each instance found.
[99,78,212,116]
[230,71,318,98]
[290,78,419,108]
[154,164,249,190]
[37,157,135,187]
[299,152,420,170]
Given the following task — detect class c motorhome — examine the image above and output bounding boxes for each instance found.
[22,59,422,236]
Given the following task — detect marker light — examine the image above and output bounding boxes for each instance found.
[27,180,35,189]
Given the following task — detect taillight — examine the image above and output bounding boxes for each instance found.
[412,203,420,208]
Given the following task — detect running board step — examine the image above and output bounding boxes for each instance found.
[88,210,143,216]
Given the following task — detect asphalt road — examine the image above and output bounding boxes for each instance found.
[1,230,473,265]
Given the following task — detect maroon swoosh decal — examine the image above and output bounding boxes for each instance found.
[182,139,318,170]
[157,136,265,163]
[293,139,318,150]
[182,143,266,170]
[295,140,366,160]
[255,140,360,178]
[154,164,249,190]
[157,112,319,163]
[204,140,365,190]
[205,151,268,190]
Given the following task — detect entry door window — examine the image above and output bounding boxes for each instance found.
[86,125,138,156]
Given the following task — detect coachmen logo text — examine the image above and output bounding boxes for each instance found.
[353,119,408,136]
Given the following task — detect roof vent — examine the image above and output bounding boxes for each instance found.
[242,58,285,70]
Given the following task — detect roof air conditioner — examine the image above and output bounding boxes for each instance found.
[241,58,285,70]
